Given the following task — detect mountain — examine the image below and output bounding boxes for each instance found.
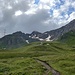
[59,30,75,45]
[30,31,50,41]
[29,19,75,41]
[0,31,39,49]
[43,19,75,40]
[0,19,75,49]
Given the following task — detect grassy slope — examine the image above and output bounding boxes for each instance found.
[59,30,75,46]
[0,41,75,75]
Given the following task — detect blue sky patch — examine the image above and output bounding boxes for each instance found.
[54,3,61,9]
[34,0,40,4]
[67,6,75,15]
[49,9,53,16]
[59,0,65,5]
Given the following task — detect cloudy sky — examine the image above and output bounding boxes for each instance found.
[0,0,75,37]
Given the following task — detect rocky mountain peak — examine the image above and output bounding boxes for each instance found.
[31,31,42,35]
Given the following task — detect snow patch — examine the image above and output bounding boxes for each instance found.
[31,35,44,41]
[26,40,29,44]
[45,35,51,41]
[31,35,45,41]
[39,38,44,41]
[29,36,31,38]
[36,37,39,38]
[32,34,36,38]
[44,33,47,34]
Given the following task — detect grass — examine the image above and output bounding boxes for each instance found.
[0,41,75,75]
[59,30,75,46]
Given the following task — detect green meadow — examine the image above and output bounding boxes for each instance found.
[0,41,75,75]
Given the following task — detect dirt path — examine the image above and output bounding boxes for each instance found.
[35,59,61,75]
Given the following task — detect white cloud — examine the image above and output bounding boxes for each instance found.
[15,10,23,16]
[72,1,75,8]
[68,12,75,22]
[43,5,50,9]
[53,10,60,18]
[38,4,43,9]
[25,8,36,15]
[7,5,12,9]
[64,14,69,19]
[39,0,56,8]
[40,0,50,4]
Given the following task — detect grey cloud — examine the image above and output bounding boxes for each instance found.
[0,0,58,37]
[0,0,31,33]
[13,9,57,33]
[11,1,30,12]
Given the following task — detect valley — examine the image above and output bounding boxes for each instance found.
[0,41,75,75]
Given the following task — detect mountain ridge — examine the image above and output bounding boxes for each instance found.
[44,19,75,40]
[0,19,75,49]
